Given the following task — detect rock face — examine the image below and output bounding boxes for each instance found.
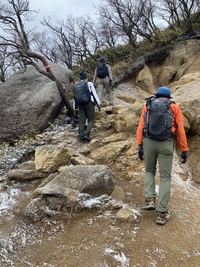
[135,39,200,91]
[0,63,74,143]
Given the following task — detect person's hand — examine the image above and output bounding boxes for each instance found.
[138,145,144,160]
[181,151,188,164]
[109,80,112,87]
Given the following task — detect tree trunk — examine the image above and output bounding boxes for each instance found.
[24,51,75,117]
[55,80,74,116]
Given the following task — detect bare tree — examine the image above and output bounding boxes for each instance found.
[136,0,159,39]
[63,16,92,67]
[32,31,59,64]
[158,0,200,33]
[0,45,22,83]
[0,46,7,83]
[42,15,112,71]
[0,0,74,115]
[96,0,137,48]
[39,18,74,69]
[97,17,125,48]
[96,0,159,47]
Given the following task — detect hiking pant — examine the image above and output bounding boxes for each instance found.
[98,77,113,105]
[143,138,174,212]
[78,101,95,138]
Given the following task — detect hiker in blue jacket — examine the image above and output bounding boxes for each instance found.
[76,71,100,143]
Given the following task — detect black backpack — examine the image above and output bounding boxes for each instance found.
[96,63,108,78]
[73,81,91,106]
[143,97,174,141]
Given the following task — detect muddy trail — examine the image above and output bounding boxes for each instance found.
[0,83,200,267]
[1,149,199,267]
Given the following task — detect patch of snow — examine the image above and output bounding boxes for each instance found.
[122,203,140,219]
[105,248,129,267]
[0,188,21,214]
[114,252,129,267]
[78,193,112,209]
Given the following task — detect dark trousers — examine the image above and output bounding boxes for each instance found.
[78,101,95,137]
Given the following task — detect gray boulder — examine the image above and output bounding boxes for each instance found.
[0,63,74,143]
[35,165,115,198]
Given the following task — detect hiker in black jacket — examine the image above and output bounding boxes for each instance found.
[93,57,114,106]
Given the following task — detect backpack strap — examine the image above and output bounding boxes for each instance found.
[144,96,155,138]
[145,96,155,109]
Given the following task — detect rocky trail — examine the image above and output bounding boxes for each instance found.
[0,83,200,267]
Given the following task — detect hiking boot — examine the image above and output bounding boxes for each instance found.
[84,134,91,142]
[141,197,155,210]
[156,210,171,225]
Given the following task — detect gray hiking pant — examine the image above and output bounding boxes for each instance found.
[143,138,174,212]
[97,77,113,105]
[78,101,95,137]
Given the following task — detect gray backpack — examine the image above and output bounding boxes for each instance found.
[143,97,174,141]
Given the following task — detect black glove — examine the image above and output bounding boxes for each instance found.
[109,80,112,87]
[181,151,188,164]
[138,145,144,160]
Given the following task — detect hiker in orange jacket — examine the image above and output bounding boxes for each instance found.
[136,87,189,225]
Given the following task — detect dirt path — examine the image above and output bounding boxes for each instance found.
[1,150,199,267]
[129,164,200,267]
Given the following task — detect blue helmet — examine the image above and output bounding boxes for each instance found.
[155,87,171,98]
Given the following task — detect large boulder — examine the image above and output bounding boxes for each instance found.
[0,63,74,143]
[35,165,115,197]
[169,72,200,135]
[135,65,156,94]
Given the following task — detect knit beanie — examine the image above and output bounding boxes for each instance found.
[79,71,87,80]
[155,87,171,98]
[99,57,106,63]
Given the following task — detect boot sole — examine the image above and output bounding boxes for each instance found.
[156,216,171,225]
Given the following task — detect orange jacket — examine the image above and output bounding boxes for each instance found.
[136,103,189,152]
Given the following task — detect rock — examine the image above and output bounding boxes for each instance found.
[158,66,177,85]
[116,208,137,222]
[7,169,48,181]
[136,65,156,94]
[35,165,115,198]
[111,185,125,201]
[89,140,132,165]
[102,132,129,144]
[112,200,123,209]
[35,144,73,172]
[70,155,96,165]
[15,161,35,170]
[0,63,74,143]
